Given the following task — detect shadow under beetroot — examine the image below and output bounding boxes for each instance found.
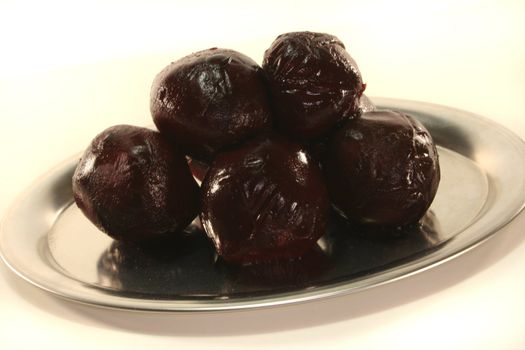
[94,211,444,299]
[3,212,525,337]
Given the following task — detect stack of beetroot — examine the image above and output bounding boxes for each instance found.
[73,32,440,265]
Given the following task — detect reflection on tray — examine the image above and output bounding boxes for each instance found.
[323,210,443,278]
[97,211,444,298]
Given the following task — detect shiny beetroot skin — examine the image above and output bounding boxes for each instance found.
[308,94,376,164]
[72,125,201,242]
[324,111,440,226]
[263,31,366,141]
[150,48,273,162]
[201,135,330,264]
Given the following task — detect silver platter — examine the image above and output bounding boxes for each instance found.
[2,98,525,312]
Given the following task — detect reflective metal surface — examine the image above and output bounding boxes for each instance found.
[1,98,525,312]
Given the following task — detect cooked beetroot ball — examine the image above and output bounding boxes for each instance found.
[150,48,273,162]
[263,31,365,141]
[201,134,330,264]
[324,111,440,226]
[72,125,201,242]
[308,95,377,164]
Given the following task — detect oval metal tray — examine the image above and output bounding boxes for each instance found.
[2,98,525,312]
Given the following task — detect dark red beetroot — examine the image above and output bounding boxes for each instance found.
[150,48,273,163]
[308,94,376,164]
[263,31,365,141]
[72,125,200,242]
[201,134,330,264]
[324,111,440,226]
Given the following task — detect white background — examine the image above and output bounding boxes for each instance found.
[1,0,525,349]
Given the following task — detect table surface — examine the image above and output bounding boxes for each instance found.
[1,1,525,349]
